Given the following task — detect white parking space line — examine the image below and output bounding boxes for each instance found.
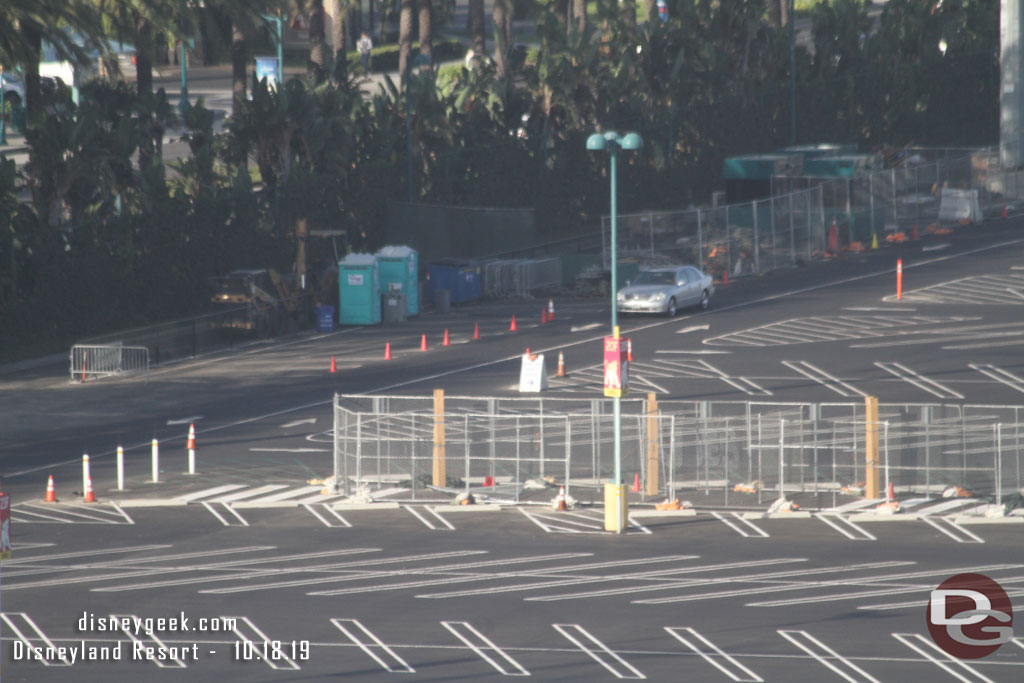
[1,544,171,566]
[892,633,995,683]
[916,499,981,516]
[824,499,884,513]
[666,627,763,682]
[109,502,135,524]
[712,512,769,538]
[553,624,646,679]
[0,613,73,665]
[249,485,325,503]
[404,504,446,530]
[302,503,352,527]
[676,324,710,334]
[212,484,290,504]
[783,361,867,398]
[884,272,1024,306]
[111,613,187,668]
[442,621,530,676]
[425,507,457,530]
[969,363,1024,394]
[173,484,248,503]
[814,513,876,541]
[332,618,415,673]
[12,503,132,525]
[858,588,1024,613]
[228,616,300,670]
[922,516,984,543]
[778,630,879,683]
[874,362,965,399]
[201,501,249,526]
[704,315,971,347]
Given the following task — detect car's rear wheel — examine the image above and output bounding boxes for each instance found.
[699,289,710,310]
[666,297,677,317]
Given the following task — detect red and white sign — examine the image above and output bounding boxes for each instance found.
[0,492,11,559]
[927,573,1013,659]
[603,336,629,398]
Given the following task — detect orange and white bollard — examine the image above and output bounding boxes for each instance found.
[186,423,197,475]
[896,259,903,300]
[82,454,95,502]
[627,338,633,362]
[151,437,160,483]
[548,299,555,321]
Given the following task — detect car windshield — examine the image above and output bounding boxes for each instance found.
[632,271,676,285]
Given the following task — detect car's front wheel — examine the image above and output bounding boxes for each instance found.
[699,289,710,310]
[666,297,677,317]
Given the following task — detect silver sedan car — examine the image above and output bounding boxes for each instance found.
[616,266,714,316]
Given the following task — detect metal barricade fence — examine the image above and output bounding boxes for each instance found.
[334,395,1024,507]
[70,344,150,382]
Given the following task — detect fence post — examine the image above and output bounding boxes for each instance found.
[539,398,545,478]
[355,413,363,491]
[725,204,732,277]
[669,414,676,499]
[883,421,890,493]
[869,173,876,238]
[805,189,812,262]
[770,196,777,270]
[778,418,785,496]
[789,193,795,263]
[649,211,655,259]
[465,414,471,496]
[646,393,660,496]
[433,389,446,488]
[864,396,880,499]
[488,398,497,485]
[996,423,1002,507]
[565,416,571,498]
[752,200,760,274]
[697,210,704,270]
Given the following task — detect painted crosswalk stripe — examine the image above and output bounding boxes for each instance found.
[0,613,73,665]
[173,484,248,503]
[783,361,866,398]
[666,627,762,682]
[212,484,290,504]
[554,624,645,679]
[111,613,186,668]
[778,630,879,683]
[969,363,1024,394]
[712,512,769,538]
[814,513,876,541]
[893,633,995,683]
[332,618,414,673]
[874,362,964,399]
[303,503,352,527]
[404,504,450,530]
[823,499,884,513]
[248,485,325,503]
[916,499,980,516]
[228,616,300,670]
[442,621,530,676]
[922,516,984,543]
[202,501,249,526]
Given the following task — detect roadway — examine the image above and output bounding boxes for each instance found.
[2,214,1023,681]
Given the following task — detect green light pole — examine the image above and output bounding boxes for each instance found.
[179,40,189,114]
[586,130,643,534]
[405,53,431,203]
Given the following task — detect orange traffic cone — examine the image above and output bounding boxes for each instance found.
[483,475,494,487]
[556,352,567,377]
[83,474,96,503]
[723,270,729,285]
[509,315,517,332]
[472,323,480,340]
[420,334,428,351]
[1003,205,1009,219]
[44,475,56,503]
[553,486,568,511]
[548,299,555,321]
[330,356,337,373]
[886,481,896,502]
[627,338,633,362]
[631,473,641,492]
[442,329,450,346]
[911,223,918,240]
[541,308,548,324]
[384,342,392,360]
[525,347,530,356]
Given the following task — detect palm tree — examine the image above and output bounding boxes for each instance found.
[330,0,348,82]
[571,0,586,35]
[468,0,485,58]
[399,0,414,76]
[492,0,512,78]
[418,0,433,64]
[309,0,327,82]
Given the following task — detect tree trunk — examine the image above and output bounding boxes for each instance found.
[622,0,637,24]
[309,0,327,82]
[554,0,568,27]
[493,0,511,78]
[780,0,791,27]
[134,12,155,173]
[232,23,247,117]
[644,0,656,26]
[417,0,433,65]
[767,0,782,29]
[571,0,587,35]
[332,0,348,82]
[469,0,485,56]
[399,0,414,76]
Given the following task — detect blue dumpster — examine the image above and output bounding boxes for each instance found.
[338,254,381,325]
[376,246,419,316]
[315,305,335,332]
[426,259,481,304]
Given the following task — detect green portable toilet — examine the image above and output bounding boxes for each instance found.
[338,254,381,325]
[375,245,419,316]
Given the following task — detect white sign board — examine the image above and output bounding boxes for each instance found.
[938,188,981,223]
[518,353,548,392]
[347,273,363,286]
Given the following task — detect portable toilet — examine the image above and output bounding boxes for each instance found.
[338,254,381,325]
[375,245,419,316]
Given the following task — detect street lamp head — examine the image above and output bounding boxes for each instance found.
[620,133,643,151]
[586,133,607,151]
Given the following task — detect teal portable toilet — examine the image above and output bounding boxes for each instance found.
[375,245,419,316]
[338,254,381,325]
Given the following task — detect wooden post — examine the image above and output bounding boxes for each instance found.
[646,393,659,496]
[864,395,880,499]
[433,388,446,487]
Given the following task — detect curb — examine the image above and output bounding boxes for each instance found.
[232,500,300,509]
[742,511,812,520]
[330,501,401,510]
[629,509,697,518]
[430,504,503,513]
[952,516,1024,526]
[112,498,188,507]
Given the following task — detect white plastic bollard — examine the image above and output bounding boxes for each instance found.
[186,423,197,475]
[151,438,160,483]
[116,445,125,490]
[82,453,90,494]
